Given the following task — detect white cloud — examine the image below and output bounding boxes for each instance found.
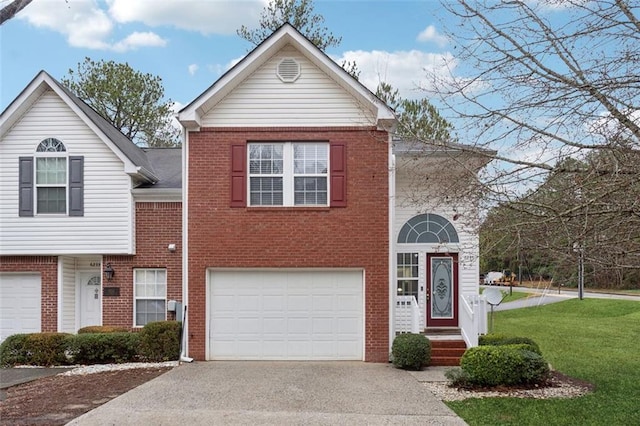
[332,50,457,99]
[188,64,199,76]
[19,0,113,49]
[18,0,167,52]
[107,0,266,35]
[112,31,167,52]
[417,25,448,48]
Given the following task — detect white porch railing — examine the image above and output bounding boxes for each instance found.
[395,295,421,334]
[459,293,488,347]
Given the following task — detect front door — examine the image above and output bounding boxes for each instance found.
[426,254,458,327]
[79,273,102,328]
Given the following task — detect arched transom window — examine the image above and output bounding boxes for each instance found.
[397,213,459,244]
[36,138,66,152]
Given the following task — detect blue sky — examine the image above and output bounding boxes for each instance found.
[1,0,457,112]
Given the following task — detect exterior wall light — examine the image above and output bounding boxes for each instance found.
[104,263,115,281]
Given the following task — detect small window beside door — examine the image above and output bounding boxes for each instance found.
[397,253,419,300]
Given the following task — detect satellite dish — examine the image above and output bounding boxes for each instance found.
[484,288,504,305]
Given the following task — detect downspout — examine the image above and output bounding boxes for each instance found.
[388,144,396,358]
[180,127,193,363]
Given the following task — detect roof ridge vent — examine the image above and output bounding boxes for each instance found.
[277,58,301,83]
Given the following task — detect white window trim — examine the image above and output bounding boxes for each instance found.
[34,151,68,215]
[133,268,167,327]
[248,142,329,207]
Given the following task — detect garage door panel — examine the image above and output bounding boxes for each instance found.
[0,274,42,343]
[209,270,363,360]
[263,295,284,310]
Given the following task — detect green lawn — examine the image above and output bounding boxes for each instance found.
[480,287,530,303]
[447,299,640,425]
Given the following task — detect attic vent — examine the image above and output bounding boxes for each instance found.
[277,58,301,82]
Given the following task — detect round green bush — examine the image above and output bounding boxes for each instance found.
[0,333,71,367]
[479,334,542,355]
[391,333,431,370]
[78,325,128,334]
[460,344,549,387]
[0,334,31,367]
[138,321,181,362]
[67,332,140,364]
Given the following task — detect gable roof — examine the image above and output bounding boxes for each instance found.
[179,23,396,130]
[0,71,158,183]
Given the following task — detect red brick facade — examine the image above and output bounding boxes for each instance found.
[103,202,183,328]
[187,127,390,362]
[0,256,58,333]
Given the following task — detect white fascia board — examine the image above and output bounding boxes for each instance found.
[0,75,49,138]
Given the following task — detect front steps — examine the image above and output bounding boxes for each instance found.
[424,328,467,366]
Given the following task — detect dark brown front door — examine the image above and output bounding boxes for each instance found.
[426,253,458,327]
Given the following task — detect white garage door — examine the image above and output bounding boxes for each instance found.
[0,273,41,343]
[209,270,363,360]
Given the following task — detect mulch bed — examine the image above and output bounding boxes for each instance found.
[0,367,171,425]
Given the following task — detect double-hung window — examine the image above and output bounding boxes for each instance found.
[19,138,84,217]
[35,138,67,214]
[397,253,419,300]
[134,269,167,327]
[248,142,328,206]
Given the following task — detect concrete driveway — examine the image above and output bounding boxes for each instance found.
[68,361,466,425]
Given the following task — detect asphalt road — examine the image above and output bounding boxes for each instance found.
[482,285,640,311]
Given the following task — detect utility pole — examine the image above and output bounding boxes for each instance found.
[578,245,584,300]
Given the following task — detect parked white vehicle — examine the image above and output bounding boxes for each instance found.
[484,271,504,285]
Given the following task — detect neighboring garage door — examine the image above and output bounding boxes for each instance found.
[0,273,41,343]
[209,270,363,360]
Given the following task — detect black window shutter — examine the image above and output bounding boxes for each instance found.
[18,157,34,217]
[68,156,84,216]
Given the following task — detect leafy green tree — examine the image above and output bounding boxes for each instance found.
[376,82,453,143]
[238,0,340,50]
[62,58,179,147]
[237,0,359,79]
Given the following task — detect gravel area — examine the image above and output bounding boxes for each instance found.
[59,361,179,376]
[424,371,594,401]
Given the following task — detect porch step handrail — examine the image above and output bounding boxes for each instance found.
[395,295,421,334]
[459,293,488,347]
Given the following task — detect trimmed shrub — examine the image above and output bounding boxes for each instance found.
[479,334,542,355]
[0,333,71,367]
[391,333,431,370]
[138,321,181,362]
[460,344,549,387]
[78,325,128,334]
[67,332,140,364]
[0,334,31,367]
[444,367,471,387]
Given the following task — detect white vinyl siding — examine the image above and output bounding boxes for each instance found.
[208,269,364,361]
[0,90,134,255]
[60,256,76,333]
[202,45,376,127]
[394,163,480,297]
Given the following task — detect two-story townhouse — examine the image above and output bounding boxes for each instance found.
[0,72,182,342]
[177,24,489,363]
